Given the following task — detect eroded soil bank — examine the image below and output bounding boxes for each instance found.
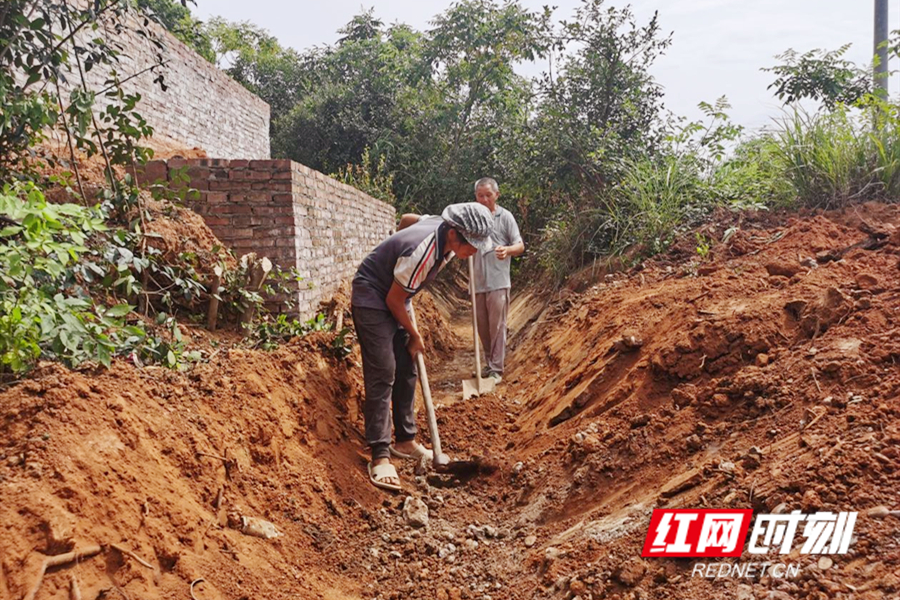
[3,204,900,599]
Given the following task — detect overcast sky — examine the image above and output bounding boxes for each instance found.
[193,0,900,132]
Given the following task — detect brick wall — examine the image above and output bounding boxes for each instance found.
[140,159,396,317]
[56,3,270,159]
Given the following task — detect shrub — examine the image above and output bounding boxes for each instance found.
[0,183,144,374]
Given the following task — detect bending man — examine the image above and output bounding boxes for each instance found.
[351,203,494,491]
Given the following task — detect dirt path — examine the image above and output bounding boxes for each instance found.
[336,301,553,600]
[424,305,477,409]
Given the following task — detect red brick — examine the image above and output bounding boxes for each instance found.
[251,207,286,215]
[254,227,294,238]
[187,166,209,178]
[135,161,167,185]
[249,160,277,169]
[229,159,249,168]
[231,192,269,203]
[251,182,292,192]
[203,192,229,204]
[219,205,252,215]
[209,180,238,191]
[202,217,230,227]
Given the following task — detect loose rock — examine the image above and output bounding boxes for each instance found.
[403,496,429,528]
[615,558,647,586]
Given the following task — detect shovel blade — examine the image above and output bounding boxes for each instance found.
[462,377,496,400]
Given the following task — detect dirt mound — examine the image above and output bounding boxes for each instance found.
[144,197,237,272]
[6,200,900,600]
[490,203,900,598]
[0,332,384,600]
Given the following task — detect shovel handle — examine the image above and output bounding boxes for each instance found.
[408,304,443,459]
[468,256,483,393]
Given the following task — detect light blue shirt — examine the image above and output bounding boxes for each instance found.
[472,205,522,293]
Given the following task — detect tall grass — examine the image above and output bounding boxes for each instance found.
[538,97,900,285]
[773,100,900,208]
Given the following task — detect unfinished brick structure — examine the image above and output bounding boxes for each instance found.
[141,159,396,317]
[50,1,271,158]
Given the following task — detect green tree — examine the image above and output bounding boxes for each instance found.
[272,18,425,177]
[135,0,215,62]
[762,45,871,108]
[508,0,672,237]
[204,18,316,118]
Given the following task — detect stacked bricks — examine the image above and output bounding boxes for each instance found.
[52,1,270,159]
[139,158,396,317]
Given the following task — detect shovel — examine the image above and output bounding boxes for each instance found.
[408,303,491,477]
[462,256,495,400]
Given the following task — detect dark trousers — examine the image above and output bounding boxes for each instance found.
[352,306,418,460]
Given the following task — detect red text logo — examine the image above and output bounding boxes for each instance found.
[642,509,754,557]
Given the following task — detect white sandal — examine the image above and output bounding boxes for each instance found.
[368,461,401,492]
[389,442,434,461]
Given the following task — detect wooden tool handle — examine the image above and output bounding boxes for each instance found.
[468,256,483,393]
[408,304,443,459]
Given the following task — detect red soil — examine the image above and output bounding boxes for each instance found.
[2,202,900,600]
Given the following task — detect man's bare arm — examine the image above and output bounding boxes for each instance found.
[398,214,421,231]
[385,282,425,356]
[495,241,525,260]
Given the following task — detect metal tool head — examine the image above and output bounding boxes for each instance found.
[433,455,500,478]
[462,377,496,400]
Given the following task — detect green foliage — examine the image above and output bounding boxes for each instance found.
[0,183,143,374]
[330,148,396,205]
[708,137,794,210]
[695,233,710,260]
[0,0,166,180]
[248,313,331,351]
[539,97,757,277]
[763,45,872,108]
[135,0,215,62]
[204,17,314,116]
[139,312,201,369]
[772,96,900,209]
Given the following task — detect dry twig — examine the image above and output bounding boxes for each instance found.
[24,545,103,600]
[110,544,155,570]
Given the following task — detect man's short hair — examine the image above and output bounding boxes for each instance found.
[474,177,499,194]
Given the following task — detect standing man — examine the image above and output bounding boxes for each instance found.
[352,203,495,491]
[472,177,524,383]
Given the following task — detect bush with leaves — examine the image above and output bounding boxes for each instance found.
[0,183,146,375]
[762,45,872,108]
[330,148,396,205]
[247,313,331,351]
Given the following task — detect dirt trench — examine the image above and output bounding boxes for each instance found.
[3,203,900,600]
